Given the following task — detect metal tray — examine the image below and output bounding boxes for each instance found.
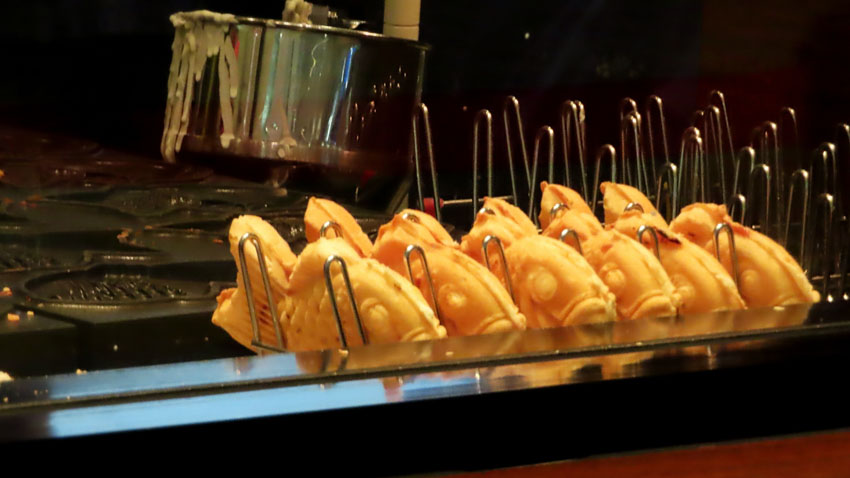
[8,259,245,370]
[0,302,79,377]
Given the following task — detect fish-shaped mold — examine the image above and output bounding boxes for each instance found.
[538,181,593,230]
[212,215,297,351]
[612,209,745,315]
[504,235,617,328]
[582,229,681,320]
[304,197,373,257]
[373,214,527,336]
[279,237,446,351]
[669,203,819,307]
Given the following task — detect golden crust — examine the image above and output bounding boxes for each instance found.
[600,182,666,228]
[460,209,535,274]
[372,214,449,273]
[505,235,617,328]
[612,209,745,314]
[541,208,604,245]
[669,203,819,308]
[280,238,446,351]
[398,209,456,246]
[481,197,538,235]
[582,229,681,320]
[304,197,373,257]
[212,215,295,351]
[538,181,593,229]
[373,218,527,336]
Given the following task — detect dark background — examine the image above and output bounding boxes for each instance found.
[1,1,849,197]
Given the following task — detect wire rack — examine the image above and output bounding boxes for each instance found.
[239,89,849,354]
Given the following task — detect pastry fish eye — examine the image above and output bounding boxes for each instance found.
[438,283,468,312]
[527,266,558,302]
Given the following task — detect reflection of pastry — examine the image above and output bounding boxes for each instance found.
[604,315,676,377]
[505,235,616,328]
[670,203,819,307]
[304,197,373,257]
[212,215,296,351]
[487,324,614,384]
[717,303,813,353]
[279,238,446,351]
[613,210,745,315]
[373,213,526,336]
[538,181,593,229]
[583,230,681,320]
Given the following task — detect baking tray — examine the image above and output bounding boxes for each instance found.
[10,259,246,370]
[0,302,79,377]
[2,299,850,475]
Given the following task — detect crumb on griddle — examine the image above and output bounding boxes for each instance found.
[0,287,11,297]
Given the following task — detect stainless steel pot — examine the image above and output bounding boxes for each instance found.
[161,11,428,209]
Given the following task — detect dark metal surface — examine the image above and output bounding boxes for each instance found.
[0,303,78,377]
[2,301,848,437]
[3,302,850,478]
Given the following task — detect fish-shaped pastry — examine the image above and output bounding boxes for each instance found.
[279,237,446,351]
[212,215,297,351]
[541,207,604,245]
[397,208,457,247]
[460,200,536,269]
[600,182,666,228]
[373,213,527,336]
[479,197,538,235]
[504,235,617,328]
[612,209,745,315]
[582,229,681,320]
[669,203,819,307]
[304,197,373,257]
[538,181,593,230]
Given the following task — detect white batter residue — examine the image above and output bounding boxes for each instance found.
[161,10,240,162]
[282,0,313,24]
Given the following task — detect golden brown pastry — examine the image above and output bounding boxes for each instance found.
[612,209,745,315]
[373,214,527,336]
[460,207,535,269]
[504,235,617,328]
[279,237,446,351]
[480,197,538,235]
[212,215,297,351]
[304,197,373,257]
[582,229,681,320]
[600,181,666,228]
[538,181,593,229]
[541,208,604,245]
[397,208,457,247]
[670,203,819,308]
